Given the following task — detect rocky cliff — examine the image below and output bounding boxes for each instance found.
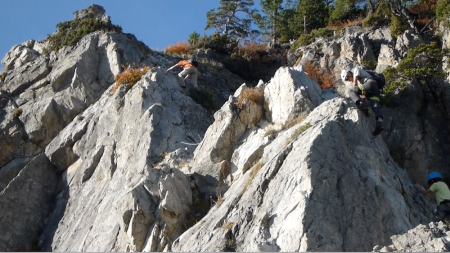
[1,4,450,252]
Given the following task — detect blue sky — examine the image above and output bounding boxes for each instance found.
[0,0,228,72]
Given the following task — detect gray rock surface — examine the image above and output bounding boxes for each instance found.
[1,5,450,252]
[40,67,213,251]
[288,25,450,186]
[374,222,450,252]
[173,96,433,252]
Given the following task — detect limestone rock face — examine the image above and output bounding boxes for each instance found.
[40,67,213,252]
[173,97,433,252]
[288,25,450,186]
[2,4,450,252]
[374,222,450,252]
[0,5,230,251]
[0,154,58,251]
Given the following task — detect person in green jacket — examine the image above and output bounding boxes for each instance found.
[421,171,450,222]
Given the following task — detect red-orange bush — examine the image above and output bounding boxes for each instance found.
[302,60,335,89]
[113,63,149,93]
[164,41,193,54]
[238,40,267,55]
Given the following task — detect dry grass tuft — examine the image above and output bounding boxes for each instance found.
[240,161,264,197]
[262,125,281,138]
[283,115,307,129]
[235,87,264,109]
[222,222,235,230]
[13,108,23,118]
[215,194,223,209]
[238,40,267,56]
[113,63,150,93]
[285,122,312,145]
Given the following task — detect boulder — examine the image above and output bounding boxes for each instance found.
[264,67,322,125]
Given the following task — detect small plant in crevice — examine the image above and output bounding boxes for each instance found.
[240,161,264,197]
[283,114,307,130]
[286,122,312,145]
[222,221,235,230]
[214,194,223,209]
[0,71,8,83]
[113,63,150,93]
[235,87,264,110]
[13,108,23,118]
[262,114,307,138]
[224,229,237,251]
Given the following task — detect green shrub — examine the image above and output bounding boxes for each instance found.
[195,32,238,54]
[291,28,335,51]
[362,60,377,71]
[382,42,450,106]
[396,42,449,80]
[47,18,122,52]
[362,13,389,28]
[436,0,450,26]
[389,14,408,37]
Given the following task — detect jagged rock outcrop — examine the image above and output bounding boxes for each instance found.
[374,222,450,252]
[0,5,241,251]
[172,67,434,251]
[289,25,450,186]
[39,67,213,251]
[179,72,447,250]
[189,67,328,198]
[2,4,450,252]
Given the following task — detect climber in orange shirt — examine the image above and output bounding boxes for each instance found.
[166,59,198,88]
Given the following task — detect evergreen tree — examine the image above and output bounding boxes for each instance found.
[292,0,328,36]
[329,0,364,23]
[366,0,383,14]
[188,31,201,46]
[277,8,297,42]
[387,0,422,33]
[205,0,260,42]
[258,0,284,43]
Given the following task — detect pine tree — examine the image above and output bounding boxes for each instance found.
[293,0,328,36]
[205,0,260,41]
[329,0,364,23]
[258,0,284,43]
